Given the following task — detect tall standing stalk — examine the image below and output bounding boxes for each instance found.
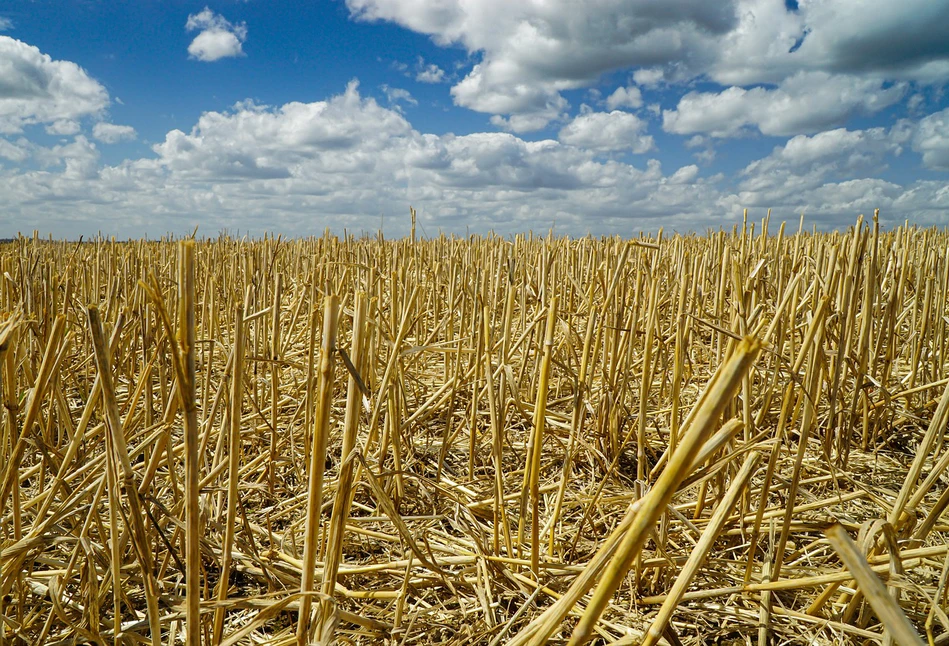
[269,273,282,495]
[319,292,368,642]
[179,240,201,646]
[518,297,557,577]
[213,304,245,644]
[298,294,339,645]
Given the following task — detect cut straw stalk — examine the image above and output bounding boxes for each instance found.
[213,304,245,644]
[520,296,557,577]
[0,314,67,520]
[509,336,761,646]
[824,523,924,646]
[641,451,760,646]
[298,294,339,645]
[569,337,761,645]
[318,292,369,641]
[8,222,949,645]
[178,240,201,646]
[87,306,162,646]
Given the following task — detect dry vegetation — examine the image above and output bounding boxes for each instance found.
[2,212,949,645]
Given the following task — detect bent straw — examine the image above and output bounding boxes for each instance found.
[88,306,161,646]
[825,523,925,646]
[641,451,761,646]
[508,336,760,646]
[569,337,761,645]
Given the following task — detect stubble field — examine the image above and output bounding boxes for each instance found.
[1,214,948,645]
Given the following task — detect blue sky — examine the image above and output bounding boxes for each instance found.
[1,0,948,238]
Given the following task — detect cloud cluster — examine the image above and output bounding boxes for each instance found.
[0,28,945,239]
[415,57,446,83]
[93,122,137,144]
[605,86,643,111]
[348,0,734,131]
[2,77,945,239]
[346,0,949,135]
[558,108,654,153]
[663,73,906,138]
[0,36,109,133]
[913,107,949,170]
[186,8,247,62]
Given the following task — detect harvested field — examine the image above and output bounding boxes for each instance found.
[3,213,949,645]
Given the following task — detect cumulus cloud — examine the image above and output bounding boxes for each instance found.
[186,8,247,62]
[1,79,945,239]
[93,122,137,144]
[29,134,100,180]
[913,107,949,170]
[632,68,663,87]
[46,119,81,136]
[605,86,643,111]
[558,108,654,153]
[732,125,910,212]
[708,0,949,87]
[0,80,728,237]
[0,137,28,162]
[684,135,716,164]
[0,17,13,31]
[380,84,417,108]
[0,36,109,134]
[415,57,446,83]
[454,63,569,132]
[490,110,563,134]
[663,73,906,138]
[347,0,735,130]
[790,0,949,82]
[344,0,949,138]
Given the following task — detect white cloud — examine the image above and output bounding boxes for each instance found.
[694,148,716,164]
[416,58,446,83]
[490,110,563,134]
[453,63,569,131]
[380,84,417,108]
[93,122,137,144]
[684,135,707,149]
[684,135,716,164]
[45,119,81,136]
[186,8,247,62]
[0,36,109,134]
[0,80,728,236]
[1,80,945,239]
[0,137,28,162]
[347,0,734,130]
[558,108,654,153]
[0,17,13,32]
[913,107,949,170]
[148,80,413,180]
[732,126,908,211]
[30,135,100,180]
[344,0,949,137]
[708,0,805,86]
[663,73,906,138]
[791,0,949,83]
[605,86,643,111]
[703,0,949,87]
[669,164,699,184]
[632,68,663,87]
